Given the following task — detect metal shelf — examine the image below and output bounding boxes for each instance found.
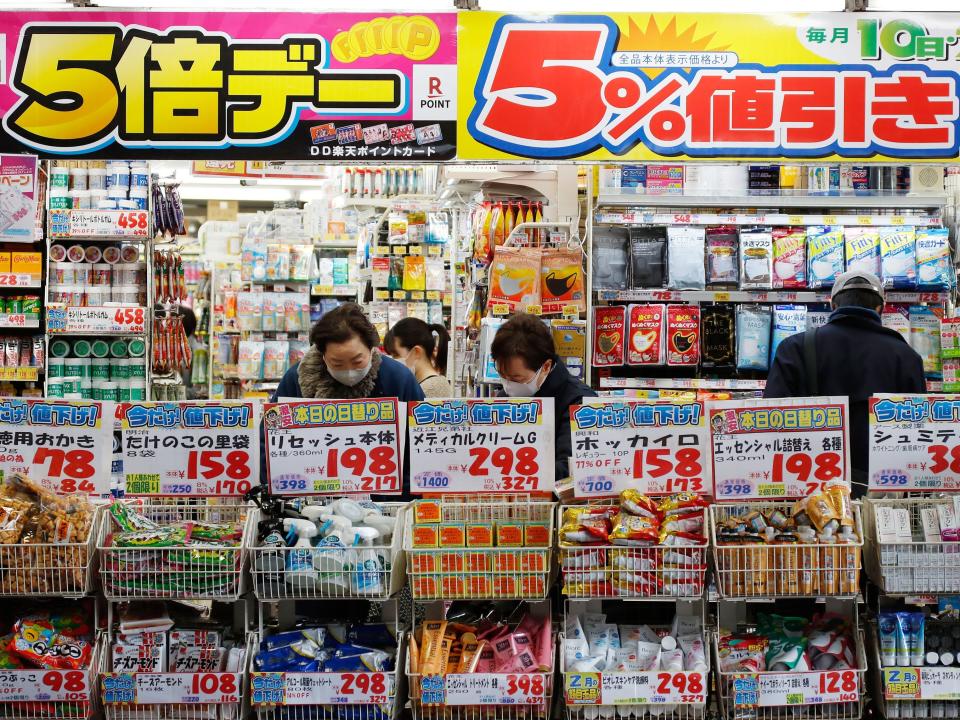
[596,191,948,209]
[597,289,949,304]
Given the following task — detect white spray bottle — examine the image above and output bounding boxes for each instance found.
[350,525,384,594]
[283,518,318,591]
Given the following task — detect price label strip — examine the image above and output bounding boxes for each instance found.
[885,667,960,700]
[0,669,90,702]
[408,398,555,494]
[564,672,706,706]
[101,673,242,704]
[444,673,548,705]
[709,397,851,500]
[51,210,149,238]
[48,306,147,334]
[117,401,261,497]
[757,670,860,706]
[869,394,960,491]
[0,399,113,495]
[250,672,395,705]
[571,399,711,498]
[265,398,403,495]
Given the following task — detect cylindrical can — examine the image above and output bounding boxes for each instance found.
[90,340,110,359]
[110,339,128,358]
[71,339,91,358]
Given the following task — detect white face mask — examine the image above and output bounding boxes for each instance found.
[327,359,372,387]
[501,364,546,397]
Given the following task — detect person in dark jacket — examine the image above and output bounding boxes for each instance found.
[490,313,597,481]
[764,270,926,495]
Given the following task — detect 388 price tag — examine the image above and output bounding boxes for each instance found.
[0,669,90,701]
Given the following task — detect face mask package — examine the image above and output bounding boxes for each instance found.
[739,229,773,289]
[541,247,586,314]
[770,305,807,365]
[489,246,541,312]
[844,227,881,275]
[629,227,667,288]
[806,225,845,289]
[666,305,700,366]
[736,305,772,372]
[772,227,806,289]
[700,305,736,371]
[915,227,952,291]
[480,317,506,383]
[593,305,627,367]
[627,304,666,366]
[427,301,443,326]
[667,227,706,290]
[706,227,739,286]
[910,305,943,379]
[593,227,629,291]
[881,304,910,341]
[880,227,917,289]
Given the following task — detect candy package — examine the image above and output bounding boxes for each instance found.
[627,304,665,366]
[629,227,666,288]
[844,228,881,275]
[667,227,706,290]
[910,305,943,379]
[880,227,917,289]
[488,246,541,312]
[700,305,736,371]
[593,227,629,291]
[772,227,806,288]
[739,230,773,289]
[916,227,951,291]
[770,305,807,365]
[666,304,700,366]
[593,305,627,367]
[541,247,585,314]
[736,305,772,372]
[806,226,844,289]
[706,227,739,286]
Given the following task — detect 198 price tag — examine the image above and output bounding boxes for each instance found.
[0,669,90,701]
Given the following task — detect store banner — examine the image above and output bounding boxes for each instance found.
[116,400,260,497]
[570,398,711,499]
[0,154,37,242]
[407,398,555,494]
[869,393,960,491]
[264,398,403,495]
[458,12,960,161]
[0,12,456,160]
[708,397,850,500]
[0,398,114,495]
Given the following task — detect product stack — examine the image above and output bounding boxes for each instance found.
[46,336,147,400]
[49,160,148,212]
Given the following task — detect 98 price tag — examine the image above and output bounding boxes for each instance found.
[0,669,89,701]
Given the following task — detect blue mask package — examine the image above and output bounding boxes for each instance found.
[770,305,807,365]
[844,227,881,275]
[736,305,772,372]
[806,225,844,289]
[915,227,951,291]
[880,227,917,289]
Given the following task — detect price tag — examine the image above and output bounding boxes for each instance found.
[599,672,706,705]
[374,290,390,300]
[0,312,36,328]
[572,399,712,498]
[428,245,443,256]
[410,291,425,301]
[823,215,838,225]
[857,216,873,226]
[870,394,960,491]
[732,674,759,708]
[525,304,543,316]
[0,366,38,381]
[757,670,859,706]
[408,398,555,494]
[266,398,402,495]
[101,673,241,705]
[392,245,407,255]
[409,245,423,256]
[426,291,441,301]
[49,305,146,334]
[709,397,850,500]
[563,305,581,318]
[891,215,906,226]
[312,285,334,296]
[373,246,388,256]
[788,215,803,226]
[565,673,602,705]
[0,273,38,287]
[118,401,261,497]
[392,291,407,301]
[251,672,395,705]
[52,210,149,238]
[713,292,730,302]
[883,667,960,700]
[0,399,113,495]
[0,669,90,702]
[491,304,510,316]
[444,673,547,706]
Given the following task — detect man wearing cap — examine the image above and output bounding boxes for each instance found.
[765,270,926,496]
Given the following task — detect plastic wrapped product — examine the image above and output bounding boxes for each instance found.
[845,228,881,275]
[592,227,629,291]
[700,305,735,370]
[666,305,700,366]
[739,230,773,289]
[592,305,626,367]
[735,305,772,372]
[916,227,951,291]
[627,304,665,366]
[629,227,667,288]
[910,305,943,379]
[880,227,917,289]
[770,305,806,365]
[706,226,739,286]
[772,227,806,289]
[667,227,706,290]
[541,247,585,314]
[488,246,541,311]
[806,226,845,289]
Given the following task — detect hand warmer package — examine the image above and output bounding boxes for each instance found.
[667,227,706,290]
[736,305,772,372]
[806,226,844,289]
[739,230,773,289]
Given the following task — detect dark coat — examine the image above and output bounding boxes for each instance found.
[536,356,597,481]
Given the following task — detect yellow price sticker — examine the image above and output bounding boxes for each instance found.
[410,291,425,300]
[409,245,423,256]
[714,292,731,302]
[428,246,443,256]
[373,246,388,255]
[822,215,837,225]
[788,215,803,225]
[526,304,543,316]
[426,291,441,301]
[374,290,390,300]
[312,285,334,296]
[562,305,581,318]
[392,245,407,255]
[857,216,873,225]
[492,304,510,316]
[891,216,906,225]
[392,291,407,300]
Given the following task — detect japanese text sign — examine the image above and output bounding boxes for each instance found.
[0,154,38,242]
[869,394,960,491]
[117,401,261,497]
[565,671,706,706]
[883,667,960,700]
[708,397,850,500]
[0,12,456,160]
[408,398,555,494]
[0,399,113,495]
[265,398,402,495]
[754,669,860,707]
[571,399,711,498]
[0,668,90,702]
[458,12,960,161]
[251,671,395,705]
[101,672,241,705]
[442,673,548,705]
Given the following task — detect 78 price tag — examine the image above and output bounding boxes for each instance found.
[31,447,97,494]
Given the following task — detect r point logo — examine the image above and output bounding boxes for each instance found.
[423,75,450,110]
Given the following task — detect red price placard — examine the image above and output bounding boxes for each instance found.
[0,669,90,702]
[113,306,145,330]
[755,669,859,706]
[505,674,546,702]
[116,211,149,231]
[467,446,541,492]
[444,673,548,705]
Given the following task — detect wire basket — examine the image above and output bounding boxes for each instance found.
[714,631,867,720]
[248,503,407,601]
[565,706,706,720]
[557,505,707,600]
[98,502,253,601]
[709,502,863,599]
[404,499,555,601]
[0,505,102,597]
[862,497,960,595]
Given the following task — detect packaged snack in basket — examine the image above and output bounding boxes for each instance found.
[845,227,881,275]
[627,303,665,365]
[916,227,952,290]
[109,500,159,532]
[609,513,659,546]
[739,229,773,289]
[541,247,585,314]
[772,227,806,288]
[592,305,626,367]
[10,617,92,669]
[621,489,660,519]
[806,226,845,288]
[880,226,917,289]
[667,227,706,290]
[559,506,615,545]
[666,304,700,366]
[706,227,739,286]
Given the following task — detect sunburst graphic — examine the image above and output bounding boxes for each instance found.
[616,16,731,77]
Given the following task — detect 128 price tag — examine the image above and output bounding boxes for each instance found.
[757,670,859,706]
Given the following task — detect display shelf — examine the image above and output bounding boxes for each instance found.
[596,190,948,209]
[599,376,766,391]
[315,239,359,249]
[373,289,450,304]
[0,312,39,328]
[597,289,949,304]
[595,210,943,227]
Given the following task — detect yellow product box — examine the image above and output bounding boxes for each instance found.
[439,552,464,573]
[522,550,548,572]
[0,253,10,273]
[520,575,546,597]
[524,522,551,547]
[410,553,437,574]
[11,252,40,275]
[414,500,442,524]
[412,576,439,597]
[492,575,517,597]
[465,551,490,572]
[495,552,520,573]
[440,575,465,596]
[466,522,494,548]
[467,575,493,597]
[412,525,439,548]
[496,522,524,547]
[439,523,466,547]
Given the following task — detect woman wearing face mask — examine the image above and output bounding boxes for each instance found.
[386,318,453,398]
[490,313,596,481]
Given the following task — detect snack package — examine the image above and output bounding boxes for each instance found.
[806,226,844,289]
[667,227,706,290]
[880,227,917,289]
[488,246,541,312]
[592,305,627,367]
[910,305,943,379]
[666,305,700,366]
[700,305,736,370]
[916,227,951,291]
[736,305,772,372]
[629,227,667,288]
[844,227,881,275]
[706,226,739,286]
[770,305,807,365]
[627,304,665,366]
[541,247,585,314]
[593,227,629,291]
[403,256,426,292]
[739,230,773,289]
[772,227,806,289]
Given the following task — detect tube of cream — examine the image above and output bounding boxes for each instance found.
[564,638,589,669]
[661,648,684,672]
[535,616,552,672]
[878,613,898,667]
[408,634,420,674]
[678,635,708,673]
[910,613,925,666]
[895,612,912,666]
[636,641,661,671]
[419,621,447,674]
[475,644,496,673]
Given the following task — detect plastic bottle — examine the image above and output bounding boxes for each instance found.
[350,525,384,594]
[283,518,318,591]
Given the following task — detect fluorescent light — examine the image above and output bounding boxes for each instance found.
[178,184,294,203]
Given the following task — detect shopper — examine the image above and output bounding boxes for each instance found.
[490,313,596,481]
[764,270,926,496]
[385,317,453,398]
